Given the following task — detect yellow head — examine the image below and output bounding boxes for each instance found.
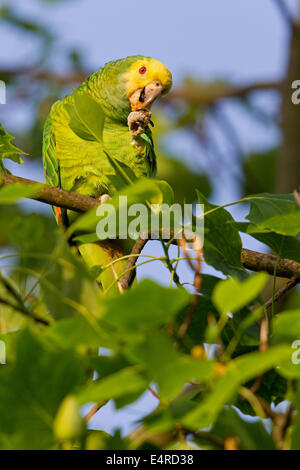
[123,57,172,111]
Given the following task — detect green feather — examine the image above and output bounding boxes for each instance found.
[42,56,160,292]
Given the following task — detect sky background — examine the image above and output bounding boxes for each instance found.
[0,0,299,435]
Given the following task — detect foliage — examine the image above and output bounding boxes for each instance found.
[0,123,300,448]
[1,0,300,451]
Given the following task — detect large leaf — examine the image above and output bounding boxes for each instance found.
[212,273,268,316]
[129,330,215,400]
[208,407,275,450]
[292,390,300,449]
[40,236,103,320]
[65,89,104,142]
[0,329,84,449]
[246,193,300,237]
[238,222,300,264]
[182,345,292,429]
[0,181,41,204]
[77,367,147,405]
[271,309,300,378]
[104,151,137,191]
[0,124,28,171]
[102,279,190,335]
[243,149,277,195]
[197,191,246,278]
[70,178,174,240]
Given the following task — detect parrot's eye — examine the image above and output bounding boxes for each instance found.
[138,66,147,75]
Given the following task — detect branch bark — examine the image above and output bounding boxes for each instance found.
[1,173,300,282]
[1,173,99,212]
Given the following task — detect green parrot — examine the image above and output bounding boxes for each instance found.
[42,56,172,292]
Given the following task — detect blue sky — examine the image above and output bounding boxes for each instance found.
[0,0,298,435]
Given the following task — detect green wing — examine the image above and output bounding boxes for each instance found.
[43,115,59,188]
[42,114,64,223]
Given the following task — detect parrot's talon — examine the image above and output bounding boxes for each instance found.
[128,109,152,137]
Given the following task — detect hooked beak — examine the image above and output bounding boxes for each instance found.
[129,80,164,111]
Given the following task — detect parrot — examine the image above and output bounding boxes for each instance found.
[42,56,172,293]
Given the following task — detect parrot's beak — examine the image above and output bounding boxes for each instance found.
[129,81,164,111]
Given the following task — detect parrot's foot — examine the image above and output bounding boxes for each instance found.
[98,194,111,204]
[128,109,152,137]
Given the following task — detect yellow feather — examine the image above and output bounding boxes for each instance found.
[123,58,172,98]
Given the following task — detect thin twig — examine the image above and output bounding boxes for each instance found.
[160,239,181,287]
[265,277,299,309]
[177,237,202,340]
[120,238,148,289]
[0,297,49,326]
[250,316,268,393]
[84,401,107,422]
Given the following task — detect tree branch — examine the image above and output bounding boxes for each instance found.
[120,238,148,290]
[265,277,299,309]
[241,248,300,280]
[1,173,99,212]
[2,173,300,282]
[164,81,281,107]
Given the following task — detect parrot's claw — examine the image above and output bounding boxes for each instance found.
[128,109,152,137]
[98,194,110,204]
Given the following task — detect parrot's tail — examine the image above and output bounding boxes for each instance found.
[78,240,132,295]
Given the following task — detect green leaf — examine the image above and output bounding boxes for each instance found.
[68,178,174,237]
[197,191,246,278]
[65,89,105,142]
[182,345,292,429]
[0,181,41,204]
[246,193,300,237]
[157,153,211,204]
[152,179,174,206]
[77,367,147,405]
[0,124,28,171]
[271,309,300,378]
[243,149,277,195]
[175,294,219,346]
[0,329,84,449]
[102,279,190,334]
[40,236,102,319]
[53,395,84,441]
[291,389,300,449]
[212,273,268,315]
[209,407,275,450]
[104,151,137,190]
[238,222,300,264]
[272,309,300,344]
[47,316,103,349]
[130,331,215,399]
